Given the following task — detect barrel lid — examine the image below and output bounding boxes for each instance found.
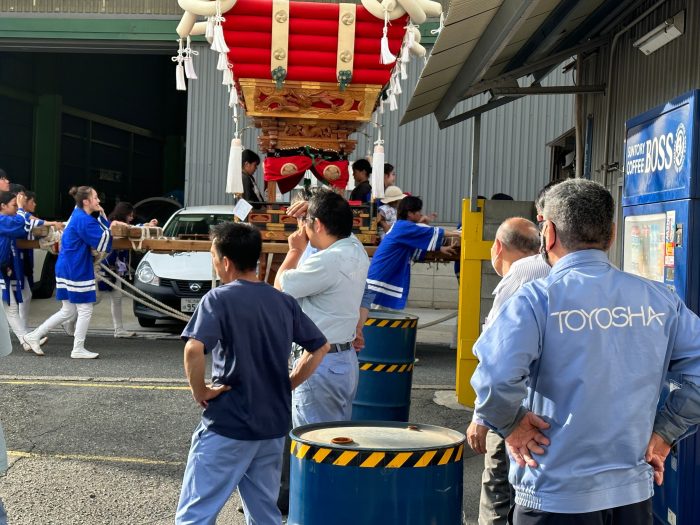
[366,311,418,322]
[291,421,464,451]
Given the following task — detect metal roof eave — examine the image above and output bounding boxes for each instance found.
[402,0,631,128]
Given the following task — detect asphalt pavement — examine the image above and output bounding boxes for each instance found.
[0,299,480,524]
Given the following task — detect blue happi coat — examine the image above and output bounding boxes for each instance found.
[56,207,112,303]
[0,214,33,305]
[17,208,45,288]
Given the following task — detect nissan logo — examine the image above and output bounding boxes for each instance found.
[189,282,202,292]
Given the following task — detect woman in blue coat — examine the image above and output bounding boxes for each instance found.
[24,186,128,358]
[0,191,36,349]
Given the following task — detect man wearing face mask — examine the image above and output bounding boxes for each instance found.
[471,179,700,524]
[466,217,549,525]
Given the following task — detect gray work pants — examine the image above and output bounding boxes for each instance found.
[479,429,514,525]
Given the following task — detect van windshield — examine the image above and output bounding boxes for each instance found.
[163,214,235,239]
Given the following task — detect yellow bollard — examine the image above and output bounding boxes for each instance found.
[455,199,492,407]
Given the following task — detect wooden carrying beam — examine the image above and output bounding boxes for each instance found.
[17,238,462,261]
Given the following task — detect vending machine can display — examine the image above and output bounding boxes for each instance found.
[622,90,700,525]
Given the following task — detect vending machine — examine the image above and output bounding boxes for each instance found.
[622,89,700,525]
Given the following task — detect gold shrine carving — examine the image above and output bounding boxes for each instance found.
[238,79,382,122]
[254,118,359,154]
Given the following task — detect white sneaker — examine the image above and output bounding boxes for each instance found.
[114,329,136,338]
[71,348,99,359]
[62,320,76,336]
[23,336,49,352]
[21,332,44,356]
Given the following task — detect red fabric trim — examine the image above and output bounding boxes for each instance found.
[263,156,313,194]
[310,160,349,190]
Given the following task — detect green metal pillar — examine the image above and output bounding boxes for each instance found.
[32,94,62,217]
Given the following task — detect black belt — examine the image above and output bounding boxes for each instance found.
[327,342,352,353]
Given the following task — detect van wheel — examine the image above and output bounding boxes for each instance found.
[32,253,57,299]
[138,317,156,328]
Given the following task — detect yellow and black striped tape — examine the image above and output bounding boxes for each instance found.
[358,362,414,373]
[364,319,418,328]
[290,441,464,468]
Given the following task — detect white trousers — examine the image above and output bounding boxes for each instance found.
[19,277,32,332]
[4,278,31,342]
[35,301,93,351]
[107,280,124,331]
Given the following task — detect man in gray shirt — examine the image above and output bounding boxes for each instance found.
[275,190,369,426]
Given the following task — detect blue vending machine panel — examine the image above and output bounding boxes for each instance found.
[622,199,700,525]
[623,90,700,206]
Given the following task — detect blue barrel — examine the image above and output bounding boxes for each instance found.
[289,421,465,525]
[352,312,418,421]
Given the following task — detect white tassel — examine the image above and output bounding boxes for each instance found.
[184,37,198,80]
[222,67,233,86]
[400,42,411,64]
[212,22,229,54]
[379,99,385,114]
[217,52,229,71]
[380,13,396,65]
[380,32,396,64]
[400,61,407,80]
[371,144,385,200]
[176,63,186,91]
[226,138,244,194]
[210,0,229,54]
[391,74,402,95]
[172,38,186,91]
[407,26,416,49]
[388,91,398,111]
[184,57,197,80]
[205,17,215,39]
[228,85,239,107]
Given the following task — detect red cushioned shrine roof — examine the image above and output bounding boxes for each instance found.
[223,0,408,86]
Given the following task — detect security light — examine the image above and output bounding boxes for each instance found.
[633,11,685,56]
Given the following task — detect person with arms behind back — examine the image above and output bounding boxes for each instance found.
[176,222,329,524]
[471,179,700,524]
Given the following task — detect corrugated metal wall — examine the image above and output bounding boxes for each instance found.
[354,62,574,222]
[581,0,697,189]
[185,45,575,222]
[578,0,696,263]
[185,41,241,208]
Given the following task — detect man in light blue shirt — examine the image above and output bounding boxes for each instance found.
[276,190,369,426]
[471,179,700,524]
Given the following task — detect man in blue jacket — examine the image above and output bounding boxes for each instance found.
[471,179,700,524]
